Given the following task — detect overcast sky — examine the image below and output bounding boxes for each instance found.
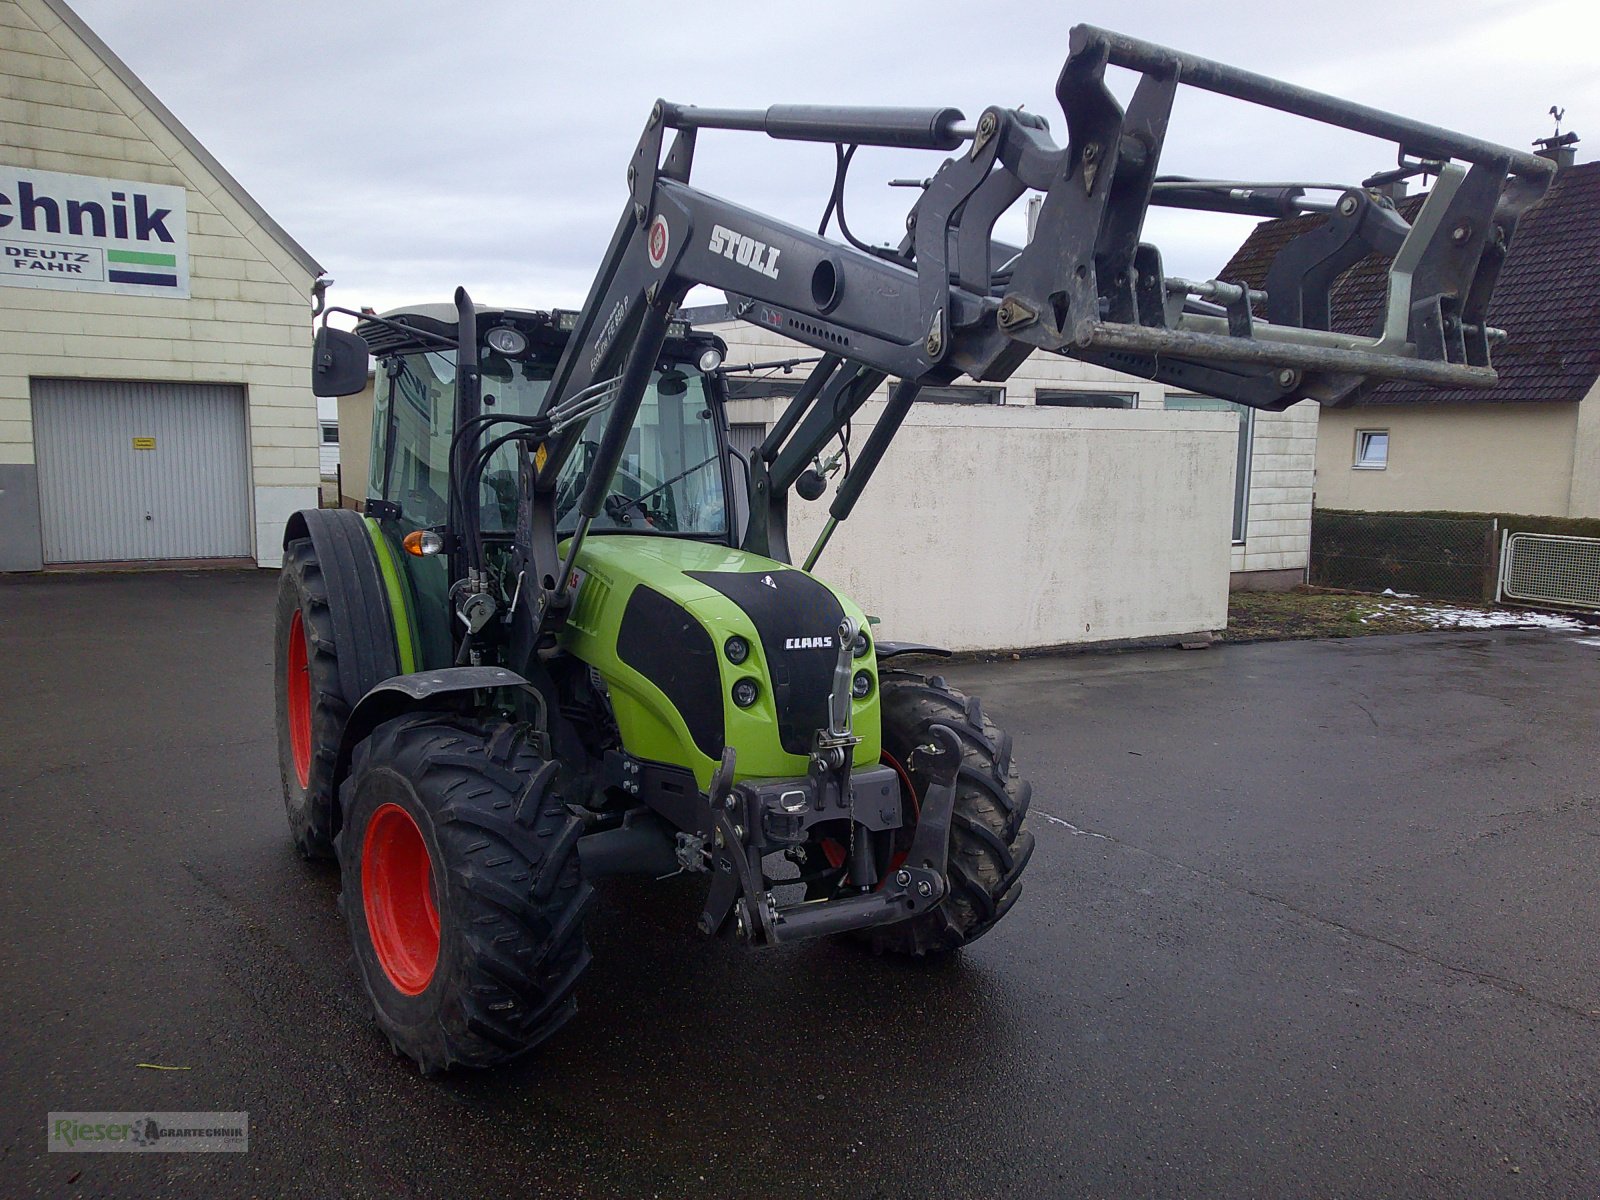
[67,0,1599,320]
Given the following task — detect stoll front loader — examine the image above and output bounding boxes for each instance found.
[278,27,1551,1071]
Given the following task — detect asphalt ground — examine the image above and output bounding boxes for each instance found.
[2,569,1598,1198]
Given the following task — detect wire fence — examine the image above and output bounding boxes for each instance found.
[1310,510,1496,601]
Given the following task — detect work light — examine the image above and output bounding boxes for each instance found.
[485,327,528,356]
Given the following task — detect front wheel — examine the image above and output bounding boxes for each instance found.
[337,715,593,1073]
[821,671,1036,956]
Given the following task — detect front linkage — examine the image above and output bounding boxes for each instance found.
[685,619,964,945]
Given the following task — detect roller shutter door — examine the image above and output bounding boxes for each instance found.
[31,379,252,563]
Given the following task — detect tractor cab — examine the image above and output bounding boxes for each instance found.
[349,302,737,669]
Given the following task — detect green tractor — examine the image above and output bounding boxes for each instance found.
[282,300,1031,1071]
[278,27,1550,1070]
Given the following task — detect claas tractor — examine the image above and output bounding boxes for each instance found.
[277,26,1552,1071]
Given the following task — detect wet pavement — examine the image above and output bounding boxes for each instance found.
[3,570,1598,1198]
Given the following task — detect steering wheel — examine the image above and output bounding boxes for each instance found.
[603,491,656,528]
[555,442,671,530]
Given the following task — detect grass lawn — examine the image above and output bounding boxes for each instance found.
[1221,588,1594,642]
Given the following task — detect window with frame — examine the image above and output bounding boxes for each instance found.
[1164,393,1253,544]
[1035,389,1137,409]
[320,422,339,445]
[1354,429,1389,469]
[918,384,1004,404]
[724,376,805,402]
[372,350,458,525]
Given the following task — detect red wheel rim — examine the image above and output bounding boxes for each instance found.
[362,803,440,995]
[821,751,922,881]
[286,609,312,788]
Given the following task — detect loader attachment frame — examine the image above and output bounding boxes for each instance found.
[475,23,1551,648]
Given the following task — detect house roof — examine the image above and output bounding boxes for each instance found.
[1215,160,1600,405]
[38,0,323,279]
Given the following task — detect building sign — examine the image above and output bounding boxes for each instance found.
[0,166,189,298]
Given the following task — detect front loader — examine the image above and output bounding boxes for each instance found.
[278,27,1552,1072]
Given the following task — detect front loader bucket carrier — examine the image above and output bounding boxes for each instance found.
[1020,27,1555,408]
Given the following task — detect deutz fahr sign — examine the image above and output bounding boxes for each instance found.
[0,166,190,299]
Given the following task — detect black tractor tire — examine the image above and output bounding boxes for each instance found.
[860,670,1036,956]
[336,714,593,1073]
[274,537,347,859]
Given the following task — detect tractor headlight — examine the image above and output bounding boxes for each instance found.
[851,670,873,700]
[698,347,724,373]
[852,630,871,658]
[732,678,760,708]
[724,635,750,665]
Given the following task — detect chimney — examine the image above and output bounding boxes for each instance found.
[1534,131,1579,173]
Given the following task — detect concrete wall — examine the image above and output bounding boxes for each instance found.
[707,310,1309,588]
[957,337,1315,581]
[782,402,1237,652]
[712,319,1237,650]
[1315,402,1581,516]
[1,0,319,568]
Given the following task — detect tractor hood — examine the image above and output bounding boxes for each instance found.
[558,537,879,786]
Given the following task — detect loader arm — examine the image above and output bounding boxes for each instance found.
[507,23,1551,646]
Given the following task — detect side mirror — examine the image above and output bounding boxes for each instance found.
[312,326,371,397]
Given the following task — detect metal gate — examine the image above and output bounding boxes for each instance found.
[1497,530,1600,613]
[31,379,252,564]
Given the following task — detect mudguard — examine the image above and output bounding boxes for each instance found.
[875,640,952,660]
[331,666,544,802]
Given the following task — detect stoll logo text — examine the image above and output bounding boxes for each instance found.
[0,165,190,299]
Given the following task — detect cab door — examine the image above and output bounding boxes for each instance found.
[366,350,458,670]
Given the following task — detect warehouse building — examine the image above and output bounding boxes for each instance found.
[0,0,321,571]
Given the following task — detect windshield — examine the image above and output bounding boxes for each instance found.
[474,355,726,539]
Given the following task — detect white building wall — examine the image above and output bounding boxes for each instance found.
[317,397,340,477]
[1569,381,1600,519]
[0,0,320,568]
[1314,400,1581,517]
[1234,400,1316,576]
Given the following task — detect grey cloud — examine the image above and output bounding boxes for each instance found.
[68,0,1598,316]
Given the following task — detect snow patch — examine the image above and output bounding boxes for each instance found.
[1366,601,1595,632]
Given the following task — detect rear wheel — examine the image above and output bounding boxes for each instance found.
[818,670,1035,956]
[274,537,346,858]
[337,715,593,1073]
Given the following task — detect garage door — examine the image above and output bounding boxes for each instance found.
[31,379,252,564]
